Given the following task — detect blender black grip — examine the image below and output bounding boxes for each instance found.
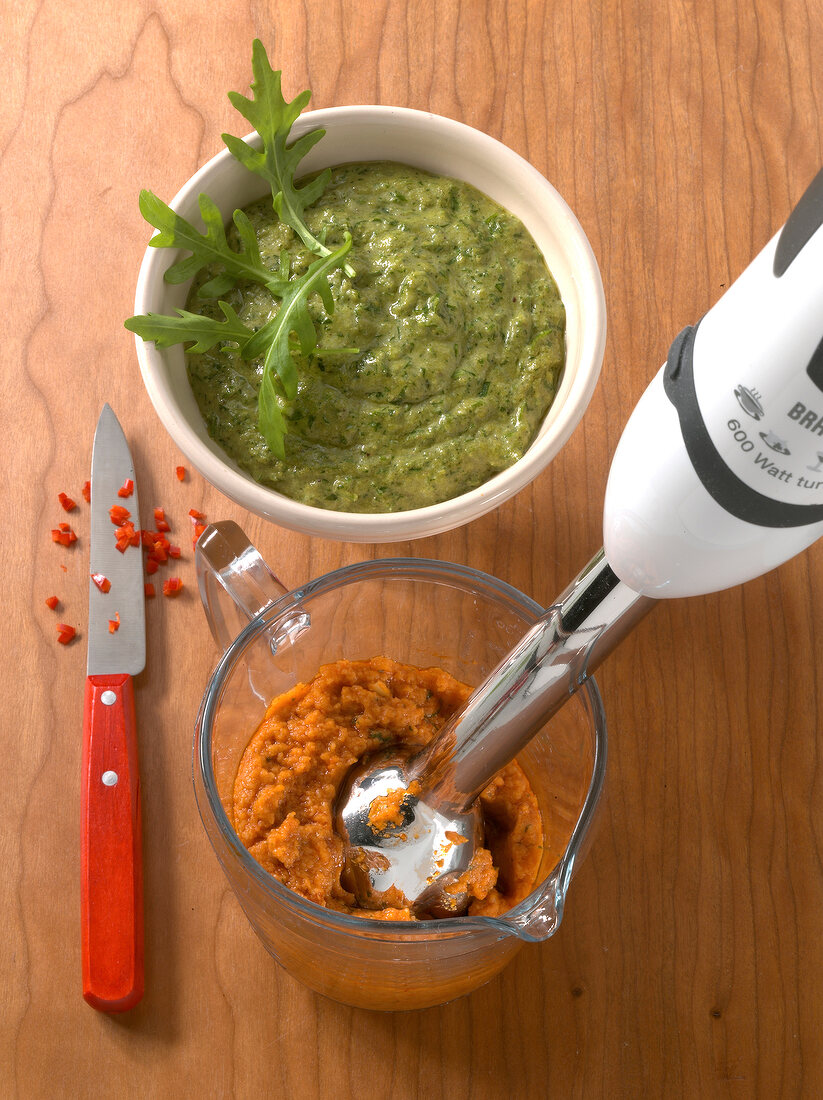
[663,322,823,528]
[773,165,823,277]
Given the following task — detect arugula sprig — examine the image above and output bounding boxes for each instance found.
[138,190,284,299]
[244,237,353,454]
[222,39,355,277]
[127,232,353,458]
[125,300,249,353]
[125,41,358,459]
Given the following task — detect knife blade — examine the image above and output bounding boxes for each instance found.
[81,404,145,1012]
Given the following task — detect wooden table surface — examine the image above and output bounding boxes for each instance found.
[4,1,823,1096]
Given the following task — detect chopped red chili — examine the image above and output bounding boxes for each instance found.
[162,577,183,597]
[51,523,78,546]
[175,465,186,482]
[117,478,134,498]
[91,572,111,593]
[45,596,59,610]
[188,510,207,545]
[168,544,181,559]
[114,521,140,552]
[145,558,159,576]
[82,480,91,503]
[57,623,77,644]
[58,492,77,512]
[109,504,131,525]
[153,507,170,532]
[144,582,156,598]
[142,529,171,565]
[108,613,120,633]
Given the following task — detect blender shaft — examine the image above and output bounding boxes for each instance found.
[409,550,655,813]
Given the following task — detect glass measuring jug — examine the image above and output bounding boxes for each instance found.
[193,522,607,1011]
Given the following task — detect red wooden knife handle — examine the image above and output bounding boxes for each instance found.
[81,673,144,1011]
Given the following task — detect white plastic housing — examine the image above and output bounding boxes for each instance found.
[604,191,823,598]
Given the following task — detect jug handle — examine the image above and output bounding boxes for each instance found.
[195,521,289,652]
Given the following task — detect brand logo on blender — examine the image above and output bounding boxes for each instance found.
[788,402,823,436]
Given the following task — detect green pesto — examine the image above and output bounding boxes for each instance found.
[186,162,565,512]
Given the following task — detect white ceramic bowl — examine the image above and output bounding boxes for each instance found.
[133,106,606,542]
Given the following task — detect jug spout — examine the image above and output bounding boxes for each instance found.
[196,521,289,651]
[499,868,571,942]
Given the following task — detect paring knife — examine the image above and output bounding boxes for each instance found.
[81,404,145,1011]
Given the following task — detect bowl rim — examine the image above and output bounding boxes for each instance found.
[134,104,607,541]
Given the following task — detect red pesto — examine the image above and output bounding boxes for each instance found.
[233,658,543,921]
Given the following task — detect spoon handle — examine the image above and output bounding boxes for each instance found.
[409,550,655,812]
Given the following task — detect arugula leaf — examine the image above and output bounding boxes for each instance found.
[140,190,291,298]
[246,233,354,457]
[125,301,251,353]
[222,39,355,277]
[126,234,353,459]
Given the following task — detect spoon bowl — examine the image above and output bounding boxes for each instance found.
[334,747,483,917]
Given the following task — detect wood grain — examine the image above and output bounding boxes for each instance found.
[3,0,823,1095]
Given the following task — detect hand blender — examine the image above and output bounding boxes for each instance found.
[335,166,823,918]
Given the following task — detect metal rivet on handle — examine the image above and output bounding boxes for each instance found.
[101,690,117,705]
[101,771,118,786]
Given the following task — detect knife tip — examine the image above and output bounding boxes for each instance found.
[96,403,118,430]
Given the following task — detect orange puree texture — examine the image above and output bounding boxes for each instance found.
[232,657,543,919]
